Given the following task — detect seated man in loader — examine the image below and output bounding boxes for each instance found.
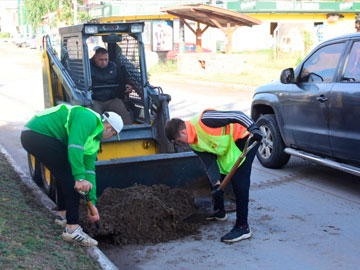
[90,47,133,125]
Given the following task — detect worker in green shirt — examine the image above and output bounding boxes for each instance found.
[20,104,123,246]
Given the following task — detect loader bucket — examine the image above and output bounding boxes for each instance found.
[95,152,211,197]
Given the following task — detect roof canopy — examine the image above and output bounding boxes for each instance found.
[161,4,261,28]
[161,4,261,54]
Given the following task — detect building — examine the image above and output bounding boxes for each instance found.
[226,1,360,53]
[0,0,17,35]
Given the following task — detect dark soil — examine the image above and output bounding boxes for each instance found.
[80,185,206,245]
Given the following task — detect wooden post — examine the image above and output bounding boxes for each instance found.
[196,22,202,53]
[182,18,209,53]
[226,23,231,54]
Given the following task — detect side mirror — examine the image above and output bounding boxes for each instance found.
[280,68,295,84]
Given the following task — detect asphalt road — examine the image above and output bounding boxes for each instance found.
[1,41,360,270]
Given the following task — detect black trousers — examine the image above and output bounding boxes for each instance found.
[21,130,81,225]
[195,137,259,226]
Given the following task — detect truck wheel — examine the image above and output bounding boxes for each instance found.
[256,114,290,168]
[40,163,57,203]
[27,153,42,186]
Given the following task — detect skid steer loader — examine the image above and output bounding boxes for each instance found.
[27,22,209,202]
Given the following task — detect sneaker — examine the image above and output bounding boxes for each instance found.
[206,209,228,221]
[55,215,67,227]
[221,225,252,243]
[62,226,98,246]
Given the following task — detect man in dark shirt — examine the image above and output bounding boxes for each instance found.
[90,47,132,125]
[165,109,263,243]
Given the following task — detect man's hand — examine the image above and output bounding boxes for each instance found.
[87,204,100,223]
[211,188,224,201]
[248,124,263,142]
[251,128,263,142]
[74,179,93,193]
[125,84,133,94]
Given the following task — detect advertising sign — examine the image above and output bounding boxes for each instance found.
[152,20,173,51]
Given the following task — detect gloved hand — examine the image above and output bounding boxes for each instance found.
[248,124,263,142]
[211,188,224,201]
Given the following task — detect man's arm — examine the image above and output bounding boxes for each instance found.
[201,110,254,129]
[67,110,98,181]
[201,110,263,141]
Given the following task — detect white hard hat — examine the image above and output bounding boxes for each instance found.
[102,112,123,140]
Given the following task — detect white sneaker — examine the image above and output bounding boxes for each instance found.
[62,226,98,246]
[55,215,67,227]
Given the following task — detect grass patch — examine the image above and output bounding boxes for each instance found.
[148,60,178,76]
[0,153,101,270]
[150,50,301,87]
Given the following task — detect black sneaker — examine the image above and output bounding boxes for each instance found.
[221,225,252,243]
[206,209,228,221]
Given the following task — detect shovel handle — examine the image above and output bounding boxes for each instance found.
[87,200,97,216]
[219,134,258,191]
[78,190,97,217]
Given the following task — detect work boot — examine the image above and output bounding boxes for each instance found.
[55,215,67,228]
[62,226,98,246]
[220,224,252,243]
[206,208,228,221]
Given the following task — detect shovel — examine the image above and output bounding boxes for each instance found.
[211,134,258,200]
[81,191,100,233]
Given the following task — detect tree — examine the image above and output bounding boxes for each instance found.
[24,0,58,31]
[24,0,90,31]
[59,0,91,25]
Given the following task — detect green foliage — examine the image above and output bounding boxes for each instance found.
[60,0,73,24]
[149,60,178,75]
[24,0,58,30]
[60,0,90,25]
[150,50,299,87]
[0,32,10,38]
[24,0,88,30]
[78,10,92,23]
[303,30,314,54]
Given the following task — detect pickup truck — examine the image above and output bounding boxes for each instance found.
[251,33,360,177]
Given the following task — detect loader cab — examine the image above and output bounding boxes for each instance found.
[58,23,148,124]
[41,22,173,160]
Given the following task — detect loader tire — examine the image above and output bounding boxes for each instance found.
[40,163,57,203]
[27,153,42,186]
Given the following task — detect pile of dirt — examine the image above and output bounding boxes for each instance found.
[80,185,203,245]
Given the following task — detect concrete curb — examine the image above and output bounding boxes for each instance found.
[0,144,119,270]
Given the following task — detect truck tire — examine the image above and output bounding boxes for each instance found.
[27,153,42,186]
[256,114,290,168]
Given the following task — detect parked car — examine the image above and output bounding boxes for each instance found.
[26,35,37,49]
[166,42,211,60]
[15,34,27,47]
[251,33,360,177]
